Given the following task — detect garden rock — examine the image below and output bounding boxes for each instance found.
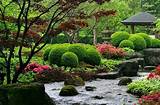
[143,66,156,71]
[118,77,132,86]
[0,83,55,105]
[59,85,79,96]
[85,86,96,91]
[94,72,119,79]
[118,59,139,76]
[143,48,160,66]
[64,76,85,86]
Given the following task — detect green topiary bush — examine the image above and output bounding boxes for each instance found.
[119,40,135,49]
[61,52,79,67]
[85,48,101,66]
[136,33,152,47]
[128,35,147,51]
[43,47,52,61]
[68,44,86,61]
[48,46,68,66]
[151,38,160,48]
[111,31,130,46]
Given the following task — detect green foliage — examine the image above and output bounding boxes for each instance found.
[68,44,86,61]
[101,59,121,71]
[128,35,147,51]
[119,40,134,49]
[111,31,130,46]
[136,33,152,47]
[43,47,52,61]
[85,48,101,66]
[18,71,36,83]
[61,52,79,67]
[127,79,160,96]
[48,45,68,66]
[151,38,160,48]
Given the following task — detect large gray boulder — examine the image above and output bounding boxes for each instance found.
[118,59,139,76]
[143,48,160,66]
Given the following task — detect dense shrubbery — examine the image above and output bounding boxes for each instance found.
[136,33,152,48]
[119,40,134,49]
[151,39,160,48]
[138,92,160,105]
[44,43,101,67]
[128,65,160,97]
[68,44,86,61]
[85,48,101,66]
[127,79,160,96]
[48,45,69,66]
[61,52,79,67]
[96,43,126,59]
[43,48,52,61]
[128,35,147,51]
[111,31,130,46]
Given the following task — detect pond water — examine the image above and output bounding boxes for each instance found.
[45,72,148,105]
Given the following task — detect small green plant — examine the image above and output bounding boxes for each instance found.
[119,40,134,49]
[85,48,101,66]
[101,59,121,71]
[61,52,79,67]
[18,71,36,83]
[111,31,130,46]
[127,79,160,96]
[128,35,147,51]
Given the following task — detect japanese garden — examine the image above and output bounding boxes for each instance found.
[0,0,160,105]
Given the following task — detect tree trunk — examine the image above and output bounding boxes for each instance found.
[12,65,26,83]
[93,28,97,45]
[6,62,11,84]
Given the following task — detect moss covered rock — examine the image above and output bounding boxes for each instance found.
[0,83,55,105]
[118,77,132,86]
[64,76,85,86]
[59,85,79,96]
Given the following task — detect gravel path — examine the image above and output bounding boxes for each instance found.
[45,72,148,105]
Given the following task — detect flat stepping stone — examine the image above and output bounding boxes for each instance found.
[94,72,119,79]
[143,66,156,71]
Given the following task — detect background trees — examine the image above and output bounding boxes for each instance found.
[0,0,111,84]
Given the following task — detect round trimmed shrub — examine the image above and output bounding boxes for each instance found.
[119,40,135,49]
[128,35,147,51]
[48,46,68,66]
[85,48,101,66]
[151,38,160,48]
[68,44,86,61]
[61,52,79,67]
[136,33,152,47]
[43,48,52,61]
[111,31,130,46]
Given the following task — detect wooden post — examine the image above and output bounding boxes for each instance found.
[131,25,135,34]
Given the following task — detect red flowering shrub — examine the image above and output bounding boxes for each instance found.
[138,92,160,105]
[96,43,126,59]
[147,65,160,79]
[24,62,51,73]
